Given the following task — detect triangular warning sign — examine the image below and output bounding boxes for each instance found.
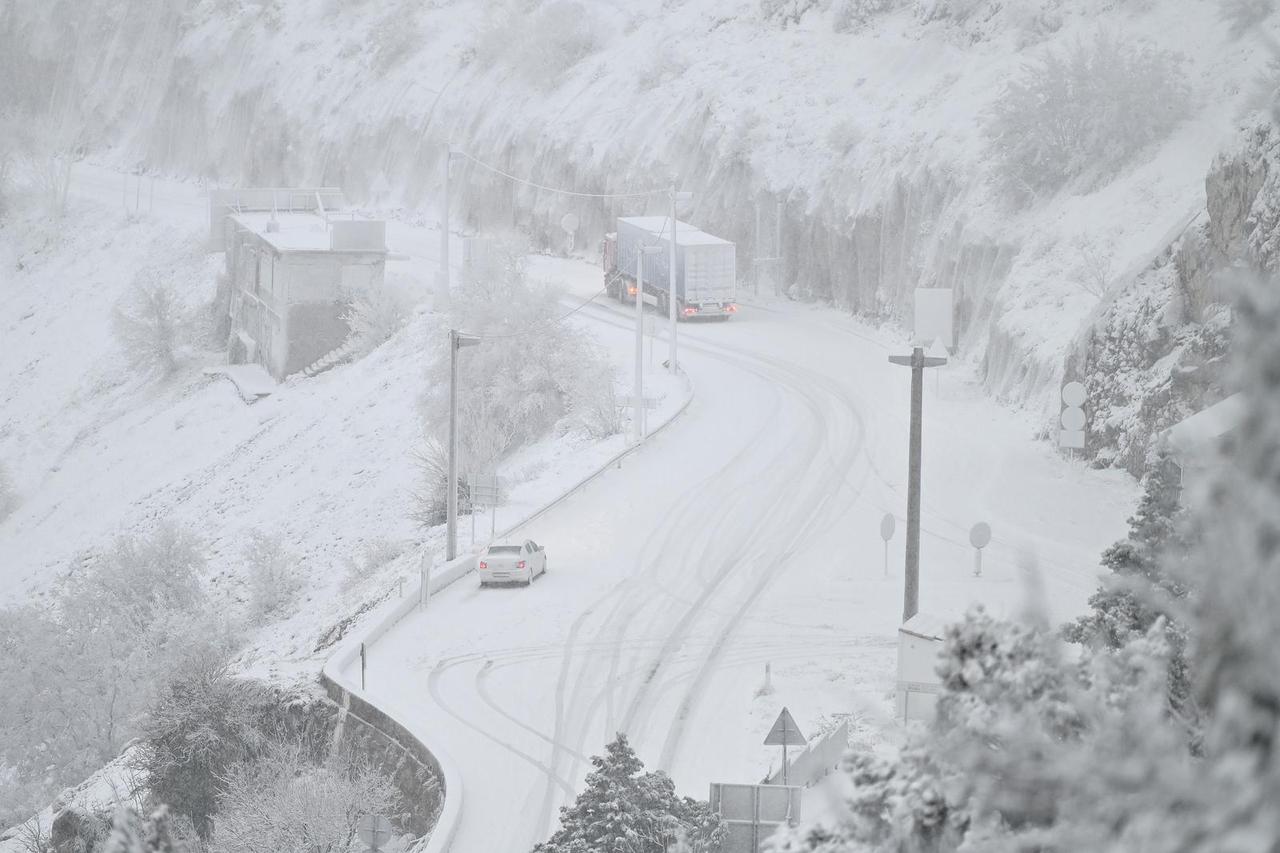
[763,707,806,746]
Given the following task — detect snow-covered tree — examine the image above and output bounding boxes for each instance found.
[414,234,618,526]
[0,525,232,828]
[114,271,189,376]
[986,31,1191,201]
[1062,456,1196,722]
[534,734,724,853]
[243,528,301,623]
[206,741,400,853]
[136,662,276,839]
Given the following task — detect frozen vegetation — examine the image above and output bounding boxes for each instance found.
[2,0,1280,850]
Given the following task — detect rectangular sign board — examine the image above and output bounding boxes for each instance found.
[1059,429,1086,450]
[913,288,954,348]
[710,784,802,853]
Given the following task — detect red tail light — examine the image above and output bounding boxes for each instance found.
[726,304,738,313]
[516,560,526,569]
[683,307,697,316]
[478,561,487,569]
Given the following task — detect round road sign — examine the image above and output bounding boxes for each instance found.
[1061,381,1087,407]
[969,522,992,550]
[1060,406,1086,431]
[879,513,896,542]
[560,213,580,234]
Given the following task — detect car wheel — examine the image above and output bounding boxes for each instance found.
[480,581,488,588]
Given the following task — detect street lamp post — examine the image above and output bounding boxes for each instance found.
[438,144,457,309]
[634,245,663,443]
[448,329,480,561]
[888,346,947,621]
[667,186,692,375]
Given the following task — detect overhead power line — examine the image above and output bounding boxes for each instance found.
[453,150,667,200]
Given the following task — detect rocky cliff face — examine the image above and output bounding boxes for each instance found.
[1067,116,1280,476]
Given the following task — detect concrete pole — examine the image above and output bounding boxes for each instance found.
[438,144,451,307]
[668,183,678,374]
[904,346,924,622]
[447,329,460,561]
[634,250,645,444]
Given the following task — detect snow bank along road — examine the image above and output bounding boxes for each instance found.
[353,283,1135,852]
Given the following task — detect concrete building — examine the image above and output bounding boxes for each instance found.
[212,189,387,379]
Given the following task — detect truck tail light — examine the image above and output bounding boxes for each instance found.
[628,286,638,296]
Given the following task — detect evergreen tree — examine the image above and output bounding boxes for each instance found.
[1063,455,1195,719]
[534,734,723,853]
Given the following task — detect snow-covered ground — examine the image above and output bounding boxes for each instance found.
[2,160,1135,849]
[0,164,686,688]
[354,261,1136,852]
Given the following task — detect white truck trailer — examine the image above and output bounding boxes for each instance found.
[602,216,737,320]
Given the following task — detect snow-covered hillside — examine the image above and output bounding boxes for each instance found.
[5,0,1272,433]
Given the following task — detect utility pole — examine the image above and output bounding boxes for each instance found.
[668,182,679,375]
[438,144,452,309]
[447,329,480,561]
[635,245,662,443]
[888,346,946,621]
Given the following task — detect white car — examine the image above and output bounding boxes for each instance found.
[478,540,547,587]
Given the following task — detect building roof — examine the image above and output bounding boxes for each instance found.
[899,612,950,641]
[229,211,387,254]
[618,216,732,247]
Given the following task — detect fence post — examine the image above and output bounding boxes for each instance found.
[360,642,366,690]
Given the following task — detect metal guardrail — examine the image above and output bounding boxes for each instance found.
[319,376,696,852]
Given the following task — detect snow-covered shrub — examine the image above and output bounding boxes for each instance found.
[207,741,400,853]
[825,117,863,154]
[0,461,17,523]
[832,0,902,32]
[101,805,199,853]
[243,529,302,623]
[342,284,409,356]
[0,525,234,829]
[369,7,424,75]
[986,31,1191,201]
[342,538,404,590]
[572,359,622,439]
[761,0,825,26]
[1221,0,1275,38]
[138,662,276,839]
[475,0,604,89]
[114,270,188,376]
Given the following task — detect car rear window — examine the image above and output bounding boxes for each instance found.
[487,545,521,554]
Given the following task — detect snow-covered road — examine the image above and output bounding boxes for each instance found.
[352,280,1136,852]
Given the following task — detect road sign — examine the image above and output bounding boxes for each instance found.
[879,513,896,541]
[764,707,806,789]
[358,814,393,852]
[764,707,806,746]
[970,522,991,577]
[467,473,502,507]
[1059,382,1087,451]
[913,288,954,348]
[710,782,802,853]
[560,212,579,234]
